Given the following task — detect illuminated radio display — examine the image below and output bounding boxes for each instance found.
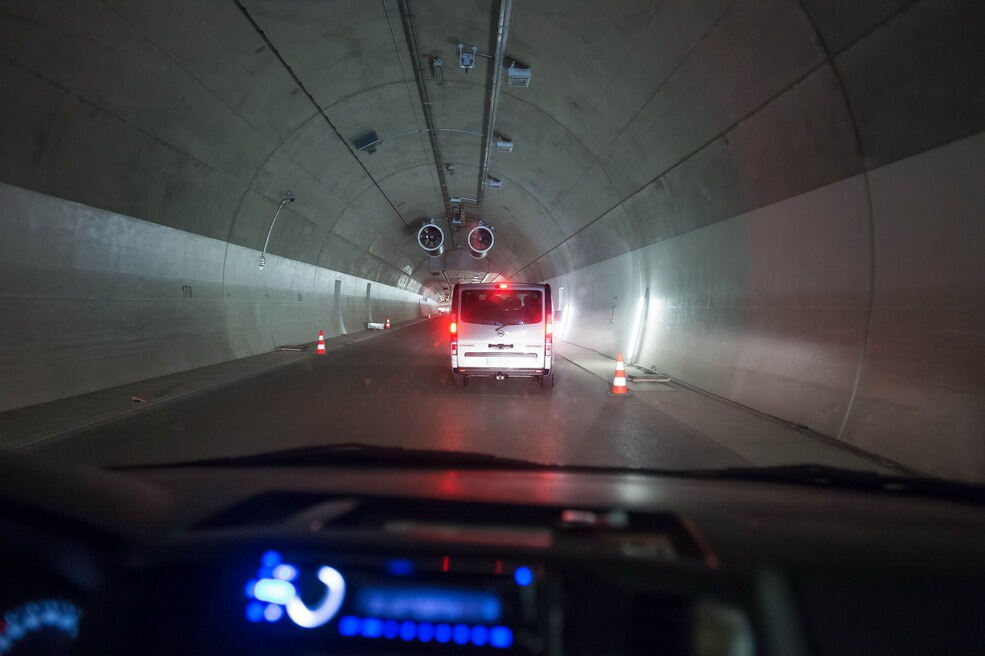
[355,586,502,624]
[243,551,534,649]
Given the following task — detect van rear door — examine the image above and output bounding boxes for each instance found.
[457,287,545,370]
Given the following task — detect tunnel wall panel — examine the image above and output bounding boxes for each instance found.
[549,131,985,481]
[841,130,985,480]
[0,182,430,412]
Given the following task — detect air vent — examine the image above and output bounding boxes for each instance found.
[195,492,348,529]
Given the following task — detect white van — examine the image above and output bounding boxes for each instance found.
[450,282,554,388]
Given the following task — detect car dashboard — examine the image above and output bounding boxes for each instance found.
[1,454,984,655]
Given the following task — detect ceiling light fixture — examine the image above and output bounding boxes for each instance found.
[458,43,478,71]
[506,60,531,87]
[494,133,514,152]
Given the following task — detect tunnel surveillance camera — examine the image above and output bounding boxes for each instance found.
[417,220,445,256]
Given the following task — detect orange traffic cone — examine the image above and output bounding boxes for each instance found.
[316,330,326,355]
[384,317,391,329]
[609,352,629,395]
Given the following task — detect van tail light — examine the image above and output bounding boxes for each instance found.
[449,316,457,335]
[545,313,553,357]
[450,314,458,355]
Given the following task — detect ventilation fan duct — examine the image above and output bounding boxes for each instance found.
[467,225,495,259]
[417,220,445,255]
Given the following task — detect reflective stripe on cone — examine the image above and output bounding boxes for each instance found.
[316,330,326,355]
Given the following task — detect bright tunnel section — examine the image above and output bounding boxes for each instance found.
[0,1,983,481]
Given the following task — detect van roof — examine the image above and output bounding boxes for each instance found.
[454,282,546,290]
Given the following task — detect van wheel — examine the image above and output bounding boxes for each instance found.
[544,372,555,390]
[455,374,469,387]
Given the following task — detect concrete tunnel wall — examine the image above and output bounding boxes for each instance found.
[0,182,434,412]
[548,131,985,483]
[511,1,985,483]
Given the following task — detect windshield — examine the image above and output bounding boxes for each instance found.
[0,2,981,487]
[461,290,542,326]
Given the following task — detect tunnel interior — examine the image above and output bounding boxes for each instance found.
[0,0,983,480]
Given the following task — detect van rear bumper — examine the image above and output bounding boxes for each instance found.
[453,367,549,378]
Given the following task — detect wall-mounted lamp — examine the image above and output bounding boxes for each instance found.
[258,191,296,270]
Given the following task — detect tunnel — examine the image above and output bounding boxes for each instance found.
[0,0,982,482]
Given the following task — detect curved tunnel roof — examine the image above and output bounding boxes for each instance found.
[0,0,985,296]
[2,0,980,297]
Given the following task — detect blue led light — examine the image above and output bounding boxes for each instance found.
[244,579,258,598]
[338,616,360,636]
[264,604,284,622]
[471,625,489,646]
[387,558,413,576]
[273,564,298,581]
[325,613,511,651]
[453,623,471,645]
[417,622,435,642]
[245,601,265,623]
[355,586,502,623]
[261,550,282,568]
[383,619,400,639]
[514,566,533,586]
[253,578,297,605]
[361,617,384,638]
[490,626,514,648]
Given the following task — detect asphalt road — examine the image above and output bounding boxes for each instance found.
[28,320,777,469]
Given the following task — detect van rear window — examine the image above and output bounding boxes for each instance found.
[460,290,542,326]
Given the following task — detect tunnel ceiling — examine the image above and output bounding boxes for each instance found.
[1,0,981,296]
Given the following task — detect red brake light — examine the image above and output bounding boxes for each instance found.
[450,314,458,354]
[498,283,508,289]
[545,313,553,357]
